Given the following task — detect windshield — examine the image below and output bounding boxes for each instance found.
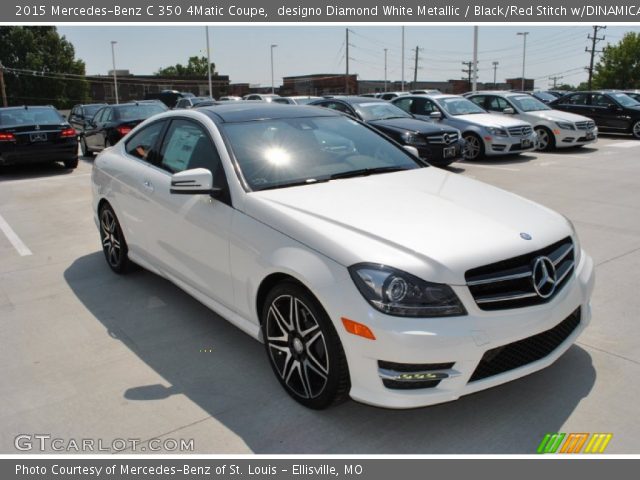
[533,92,557,102]
[114,104,166,121]
[438,97,486,115]
[611,93,640,107]
[222,116,423,191]
[510,95,551,112]
[355,102,412,121]
[0,107,63,127]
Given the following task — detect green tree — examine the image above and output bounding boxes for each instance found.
[0,26,89,108]
[592,32,640,89]
[155,56,215,77]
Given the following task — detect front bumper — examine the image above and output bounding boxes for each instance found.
[416,139,465,167]
[555,127,598,148]
[484,132,537,156]
[319,250,594,409]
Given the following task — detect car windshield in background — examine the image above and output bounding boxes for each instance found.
[511,95,551,112]
[355,102,412,121]
[222,116,423,191]
[438,98,486,115]
[533,92,558,102]
[0,108,63,127]
[611,93,640,107]
[84,105,104,118]
[114,104,167,120]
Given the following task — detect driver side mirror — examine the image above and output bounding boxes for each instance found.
[503,107,515,114]
[170,168,223,198]
[429,111,442,119]
[403,145,420,157]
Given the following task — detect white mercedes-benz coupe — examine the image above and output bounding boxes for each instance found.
[91,104,595,409]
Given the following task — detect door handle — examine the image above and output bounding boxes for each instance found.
[142,180,154,192]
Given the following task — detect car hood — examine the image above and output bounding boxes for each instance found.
[368,117,457,134]
[523,109,594,123]
[452,113,530,128]
[243,168,571,285]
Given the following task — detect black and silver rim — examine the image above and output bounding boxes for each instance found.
[464,135,481,159]
[100,209,122,268]
[633,121,640,139]
[266,295,329,399]
[536,128,550,150]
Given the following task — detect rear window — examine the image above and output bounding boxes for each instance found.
[0,108,63,127]
[83,105,104,118]
[113,104,166,121]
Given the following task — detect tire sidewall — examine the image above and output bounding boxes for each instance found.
[99,204,130,274]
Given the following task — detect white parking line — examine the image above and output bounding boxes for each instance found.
[458,162,520,172]
[607,141,640,148]
[0,213,32,256]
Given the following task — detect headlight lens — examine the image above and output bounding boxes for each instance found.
[403,133,428,146]
[555,121,576,130]
[486,127,508,137]
[348,263,466,317]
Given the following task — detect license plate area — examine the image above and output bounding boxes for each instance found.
[521,138,532,148]
[585,131,594,140]
[443,146,456,158]
[29,132,47,142]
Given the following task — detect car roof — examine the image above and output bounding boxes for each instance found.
[0,105,56,111]
[198,103,341,123]
[314,96,386,105]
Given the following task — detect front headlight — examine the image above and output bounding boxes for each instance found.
[555,121,576,130]
[348,263,466,317]
[486,127,508,137]
[403,133,428,146]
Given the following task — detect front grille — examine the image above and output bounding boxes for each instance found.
[465,237,575,311]
[469,308,581,382]
[426,131,459,145]
[576,120,596,130]
[508,125,533,137]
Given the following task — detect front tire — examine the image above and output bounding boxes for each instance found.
[462,133,484,160]
[63,157,79,169]
[99,204,133,274]
[261,281,349,409]
[535,126,556,151]
[632,120,640,139]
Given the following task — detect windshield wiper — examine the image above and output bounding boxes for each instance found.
[376,116,410,120]
[329,166,409,180]
[255,178,329,191]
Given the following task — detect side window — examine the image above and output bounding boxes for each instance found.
[92,109,104,124]
[103,109,114,122]
[159,119,223,177]
[417,99,438,115]
[591,94,614,107]
[564,94,588,105]
[469,96,486,109]
[487,97,509,112]
[394,98,414,113]
[324,102,352,115]
[125,121,165,162]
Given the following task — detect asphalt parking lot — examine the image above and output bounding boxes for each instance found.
[1,135,639,454]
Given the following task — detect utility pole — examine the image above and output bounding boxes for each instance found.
[0,63,7,107]
[270,44,278,94]
[205,27,213,97]
[413,46,421,89]
[384,48,388,92]
[345,28,349,94]
[401,26,405,91]
[492,61,499,88]
[517,32,529,91]
[472,26,479,92]
[462,61,473,91]
[586,25,606,90]
[549,75,563,88]
[110,41,119,104]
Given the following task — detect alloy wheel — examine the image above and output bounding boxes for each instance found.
[463,135,481,160]
[633,121,640,139]
[536,128,550,150]
[265,294,330,399]
[100,208,122,268]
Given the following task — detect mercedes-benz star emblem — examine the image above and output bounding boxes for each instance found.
[443,134,451,144]
[532,256,557,299]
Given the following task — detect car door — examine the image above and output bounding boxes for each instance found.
[69,106,83,130]
[590,94,627,130]
[142,118,235,308]
[554,93,590,118]
[85,107,107,149]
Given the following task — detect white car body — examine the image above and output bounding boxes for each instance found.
[91,105,594,409]
[468,91,598,149]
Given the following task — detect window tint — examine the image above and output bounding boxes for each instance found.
[125,121,165,162]
[487,96,510,112]
[320,102,352,115]
[0,107,62,127]
[93,108,107,123]
[469,96,486,108]
[416,98,439,115]
[160,119,222,175]
[563,94,588,105]
[393,97,414,113]
[591,94,615,107]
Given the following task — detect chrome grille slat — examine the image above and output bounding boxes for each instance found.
[575,120,596,130]
[466,270,532,286]
[507,125,533,137]
[426,132,459,145]
[551,244,573,266]
[476,292,538,304]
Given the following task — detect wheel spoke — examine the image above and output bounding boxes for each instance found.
[270,303,293,334]
[305,331,329,375]
[102,236,111,248]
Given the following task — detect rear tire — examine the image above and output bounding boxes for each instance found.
[99,204,133,274]
[632,120,640,139]
[63,157,79,169]
[261,281,350,409]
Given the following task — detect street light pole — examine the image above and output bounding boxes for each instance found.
[205,26,213,97]
[384,48,388,92]
[110,41,119,104]
[517,32,529,91]
[401,26,405,91]
[270,44,277,94]
[492,61,499,88]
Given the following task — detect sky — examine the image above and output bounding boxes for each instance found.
[57,25,640,88]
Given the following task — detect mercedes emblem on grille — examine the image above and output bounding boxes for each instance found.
[532,256,557,298]
[443,133,452,144]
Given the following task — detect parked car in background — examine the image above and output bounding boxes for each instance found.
[68,103,107,131]
[91,103,594,409]
[550,90,640,139]
[530,91,559,104]
[0,105,78,169]
[378,91,410,100]
[623,90,640,103]
[174,97,215,109]
[467,91,597,151]
[310,96,464,167]
[547,90,569,98]
[81,102,168,156]
[410,89,441,95]
[244,94,283,102]
[144,90,194,108]
[281,96,323,105]
[219,96,242,101]
[392,94,537,160]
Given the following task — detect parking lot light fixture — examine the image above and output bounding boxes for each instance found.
[517,32,529,91]
[270,44,278,94]
[110,41,119,104]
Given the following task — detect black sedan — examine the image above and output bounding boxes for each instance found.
[309,97,464,167]
[68,103,107,131]
[0,106,78,169]
[81,102,168,156]
[550,90,640,139]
